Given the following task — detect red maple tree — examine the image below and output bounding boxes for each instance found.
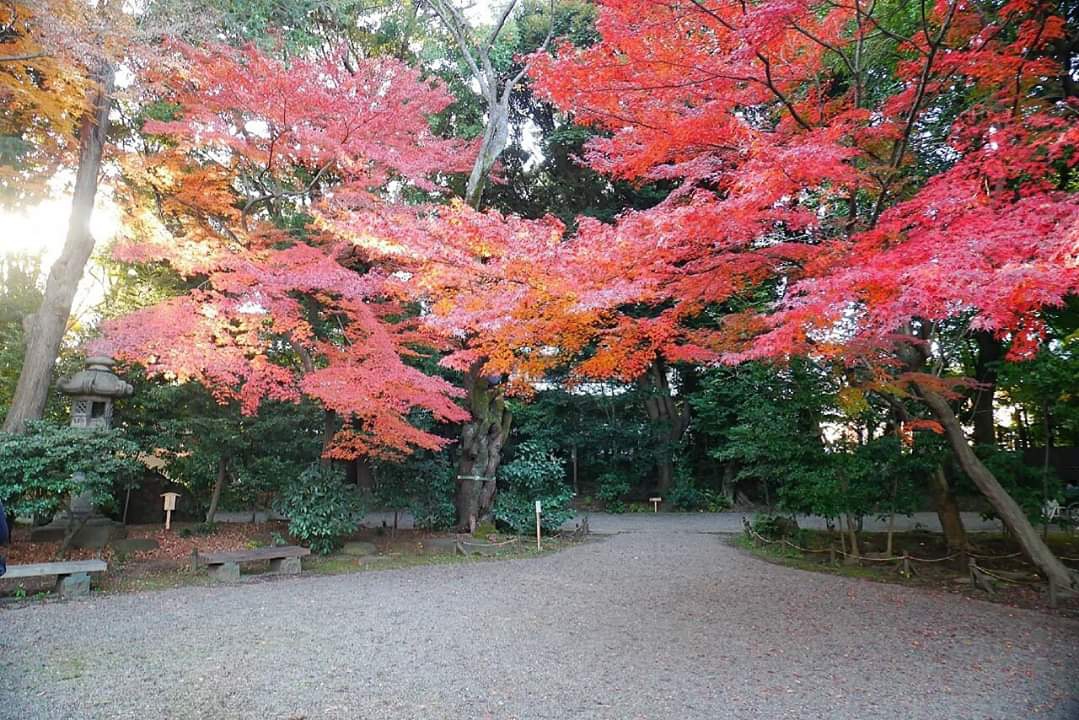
[96,42,479,459]
[521,0,1078,587]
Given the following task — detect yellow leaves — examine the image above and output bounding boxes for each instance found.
[836,386,869,417]
[0,1,129,204]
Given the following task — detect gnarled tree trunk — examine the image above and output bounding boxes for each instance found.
[917,384,1076,591]
[3,65,113,433]
[455,361,511,530]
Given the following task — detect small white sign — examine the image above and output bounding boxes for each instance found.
[535,500,542,513]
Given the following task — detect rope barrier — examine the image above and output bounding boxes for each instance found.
[459,536,520,548]
[741,523,1078,567]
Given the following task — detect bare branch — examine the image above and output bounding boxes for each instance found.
[503,0,554,97]
[486,0,520,52]
[423,0,490,98]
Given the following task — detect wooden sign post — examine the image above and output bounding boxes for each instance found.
[161,492,180,530]
[649,497,662,513]
[535,500,542,550]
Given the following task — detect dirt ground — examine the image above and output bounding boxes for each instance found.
[740,528,1079,617]
[0,522,538,598]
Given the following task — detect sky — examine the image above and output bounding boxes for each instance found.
[0,190,121,320]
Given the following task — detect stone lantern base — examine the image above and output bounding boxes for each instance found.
[29,488,127,549]
[30,516,127,548]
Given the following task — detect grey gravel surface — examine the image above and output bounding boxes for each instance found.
[2,526,1077,720]
[356,510,1006,534]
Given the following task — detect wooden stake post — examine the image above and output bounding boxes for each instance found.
[535,500,542,550]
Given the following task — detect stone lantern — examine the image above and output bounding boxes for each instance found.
[59,356,133,429]
[30,356,133,546]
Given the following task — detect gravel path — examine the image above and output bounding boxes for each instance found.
[2,524,1077,719]
[355,510,1007,534]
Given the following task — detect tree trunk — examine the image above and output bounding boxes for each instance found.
[320,409,338,468]
[917,384,1076,590]
[844,513,860,565]
[464,97,510,209]
[570,444,578,495]
[721,464,737,505]
[1042,403,1053,539]
[970,331,1003,447]
[3,65,114,433]
[640,359,690,495]
[205,456,228,524]
[929,465,968,551]
[455,361,511,530]
[355,457,375,500]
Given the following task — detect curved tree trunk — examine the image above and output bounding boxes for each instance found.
[205,455,228,524]
[3,65,113,433]
[455,361,511,530]
[917,384,1075,591]
[464,98,510,209]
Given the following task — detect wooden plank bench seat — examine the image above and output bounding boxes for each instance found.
[199,545,310,582]
[3,559,108,599]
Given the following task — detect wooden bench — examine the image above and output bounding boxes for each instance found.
[3,559,108,599]
[199,545,310,582]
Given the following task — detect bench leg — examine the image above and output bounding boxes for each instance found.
[270,556,301,575]
[56,573,91,599]
[207,562,240,582]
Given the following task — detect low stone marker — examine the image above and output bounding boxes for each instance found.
[341,541,377,557]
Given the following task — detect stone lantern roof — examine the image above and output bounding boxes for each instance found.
[58,356,134,398]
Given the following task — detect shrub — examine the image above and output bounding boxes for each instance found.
[667,478,703,511]
[668,479,732,512]
[596,472,631,513]
[375,451,456,530]
[494,442,573,533]
[0,420,142,521]
[273,465,364,555]
[750,512,800,540]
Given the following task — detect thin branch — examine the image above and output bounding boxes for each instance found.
[503,0,554,95]
[684,0,812,130]
[0,51,46,62]
[869,0,957,225]
[423,0,490,98]
[486,0,520,51]
[790,22,857,77]
[760,54,813,130]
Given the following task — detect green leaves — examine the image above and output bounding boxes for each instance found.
[273,465,364,555]
[0,421,143,520]
[375,450,456,530]
[494,441,573,533]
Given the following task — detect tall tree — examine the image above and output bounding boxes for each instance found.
[1,1,125,433]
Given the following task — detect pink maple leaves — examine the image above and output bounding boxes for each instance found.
[98,41,477,458]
